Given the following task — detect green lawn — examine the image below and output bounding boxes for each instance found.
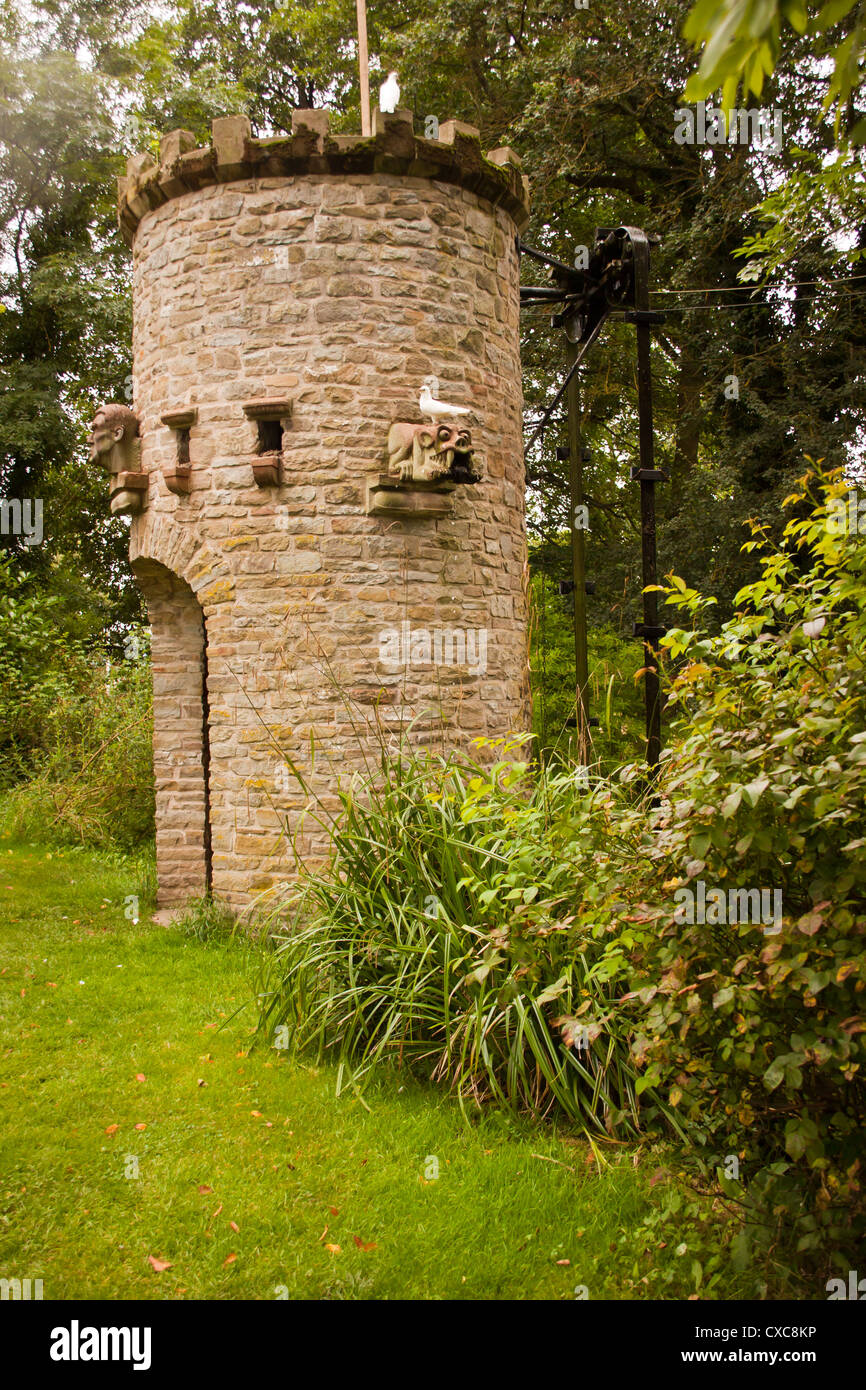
[0,838,740,1300]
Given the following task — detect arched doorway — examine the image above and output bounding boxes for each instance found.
[131,557,211,906]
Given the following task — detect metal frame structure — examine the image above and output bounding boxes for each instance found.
[520,226,667,769]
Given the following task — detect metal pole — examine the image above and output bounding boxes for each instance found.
[566,339,590,758]
[623,228,664,770]
[356,0,372,136]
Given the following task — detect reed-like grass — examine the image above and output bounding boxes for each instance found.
[255,735,662,1138]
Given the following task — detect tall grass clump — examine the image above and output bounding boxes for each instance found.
[255,735,669,1138]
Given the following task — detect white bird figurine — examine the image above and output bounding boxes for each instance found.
[419,377,473,423]
[379,71,401,114]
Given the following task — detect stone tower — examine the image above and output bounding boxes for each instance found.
[108,108,531,913]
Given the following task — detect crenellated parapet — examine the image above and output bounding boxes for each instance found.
[117,110,530,246]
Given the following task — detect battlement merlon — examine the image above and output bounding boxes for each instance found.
[116,111,530,245]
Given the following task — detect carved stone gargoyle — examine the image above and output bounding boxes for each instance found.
[88,403,147,516]
[386,422,482,487]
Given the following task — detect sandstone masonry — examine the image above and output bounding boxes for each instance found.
[115,109,531,913]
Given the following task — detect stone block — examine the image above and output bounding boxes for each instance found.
[160,129,197,166]
[212,116,252,179]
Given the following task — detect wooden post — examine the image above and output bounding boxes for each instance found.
[356,0,372,136]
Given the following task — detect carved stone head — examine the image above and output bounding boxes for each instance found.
[387,421,481,486]
[88,404,140,474]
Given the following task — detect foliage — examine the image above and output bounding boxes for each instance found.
[259,476,866,1281]
[0,556,86,769]
[597,473,866,1278]
[681,0,866,285]
[175,894,240,946]
[0,36,140,634]
[255,734,672,1142]
[529,566,646,767]
[0,626,154,849]
[683,0,865,133]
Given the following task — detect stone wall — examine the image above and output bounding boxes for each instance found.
[121,111,531,913]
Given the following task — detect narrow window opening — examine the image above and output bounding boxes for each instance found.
[177,427,191,466]
[256,418,283,454]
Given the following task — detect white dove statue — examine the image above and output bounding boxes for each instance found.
[419,377,473,423]
[379,71,401,114]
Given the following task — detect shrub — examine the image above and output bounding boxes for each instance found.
[256,473,865,1283]
[599,473,866,1279]
[0,558,88,775]
[255,736,666,1139]
[0,636,154,849]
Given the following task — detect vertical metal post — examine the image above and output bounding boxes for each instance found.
[566,339,590,757]
[624,229,665,771]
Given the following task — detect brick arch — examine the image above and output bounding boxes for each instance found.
[129,512,236,618]
[131,542,213,908]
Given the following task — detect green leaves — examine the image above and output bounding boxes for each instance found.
[682,0,865,134]
[255,737,651,1139]
[682,0,783,105]
[763,1052,804,1090]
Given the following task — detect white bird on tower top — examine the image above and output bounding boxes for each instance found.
[379,71,401,113]
[419,377,473,423]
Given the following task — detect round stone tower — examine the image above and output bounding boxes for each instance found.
[112,108,531,913]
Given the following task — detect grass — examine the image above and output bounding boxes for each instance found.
[0,836,746,1300]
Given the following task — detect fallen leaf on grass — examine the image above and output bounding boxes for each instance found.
[209,1204,224,1223]
[134,1123,147,1131]
[250,1110,263,1118]
[147,1255,172,1272]
[555,1259,571,1266]
[229,1221,239,1234]
[353,1236,377,1252]
[197,1185,213,1195]
[329,1206,339,1216]
[223,1253,236,1268]
[104,1124,119,1136]
[324,1243,341,1254]
[135,1074,146,1082]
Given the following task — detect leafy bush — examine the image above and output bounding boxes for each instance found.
[257,473,865,1283]
[0,634,154,850]
[255,736,667,1140]
[600,473,866,1279]
[0,558,88,776]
